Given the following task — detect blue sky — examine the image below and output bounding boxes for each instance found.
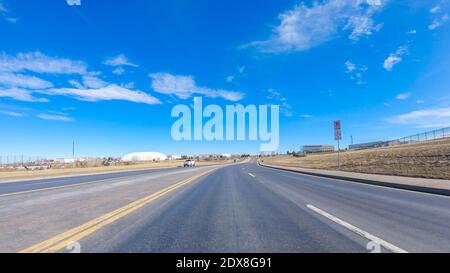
[0,0,449,158]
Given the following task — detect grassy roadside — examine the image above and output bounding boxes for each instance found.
[262,138,450,179]
[0,159,234,182]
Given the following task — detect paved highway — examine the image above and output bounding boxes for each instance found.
[0,167,183,196]
[1,160,450,253]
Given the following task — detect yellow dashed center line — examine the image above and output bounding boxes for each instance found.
[19,167,219,253]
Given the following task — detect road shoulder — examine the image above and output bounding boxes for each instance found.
[0,160,234,184]
[258,161,450,196]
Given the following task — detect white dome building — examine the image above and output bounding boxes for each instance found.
[121,152,168,162]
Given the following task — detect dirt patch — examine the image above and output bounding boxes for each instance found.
[0,159,233,182]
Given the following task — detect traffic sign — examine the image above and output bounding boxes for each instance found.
[334,120,341,130]
[334,120,342,141]
[335,129,342,141]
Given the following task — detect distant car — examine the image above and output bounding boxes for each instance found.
[183,159,196,167]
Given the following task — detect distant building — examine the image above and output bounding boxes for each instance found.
[167,155,182,160]
[349,141,387,150]
[53,158,86,164]
[121,152,168,162]
[221,153,232,158]
[302,145,335,153]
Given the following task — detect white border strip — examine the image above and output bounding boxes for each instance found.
[307,204,408,253]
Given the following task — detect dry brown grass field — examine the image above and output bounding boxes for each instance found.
[263,138,450,179]
[0,159,234,182]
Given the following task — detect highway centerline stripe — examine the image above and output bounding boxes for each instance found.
[19,167,219,253]
[306,204,408,253]
[248,173,256,178]
[0,178,117,198]
[0,168,201,198]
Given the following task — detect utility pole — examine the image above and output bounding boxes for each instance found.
[72,141,76,168]
[337,140,340,169]
[334,120,342,170]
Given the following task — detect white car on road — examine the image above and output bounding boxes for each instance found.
[183,159,196,167]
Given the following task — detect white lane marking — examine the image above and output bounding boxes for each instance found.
[258,164,450,200]
[306,204,408,253]
[0,167,213,198]
[248,173,256,178]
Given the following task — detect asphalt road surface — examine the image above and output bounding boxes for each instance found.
[1,159,450,253]
[0,167,186,195]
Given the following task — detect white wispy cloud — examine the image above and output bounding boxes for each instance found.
[428,3,449,30]
[345,61,357,73]
[37,84,161,105]
[383,45,408,71]
[104,54,138,67]
[112,67,125,75]
[266,89,292,117]
[46,110,71,116]
[300,114,313,118]
[0,52,87,75]
[121,82,135,89]
[104,54,137,76]
[266,89,281,99]
[0,110,23,117]
[345,13,383,41]
[82,74,108,89]
[62,107,76,111]
[0,87,49,102]
[225,66,246,83]
[430,5,441,14]
[383,55,401,71]
[0,1,18,23]
[0,73,53,89]
[66,0,81,6]
[388,107,450,128]
[1,74,160,105]
[396,92,411,100]
[246,0,384,53]
[68,79,84,89]
[280,104,293,117]
[345,60,367,84]
[366,0,381,5]
[0,51,162,105]
[0,74,161,105]
[149,73,244,101]
[429,14,449,30]
[37,113,74,122]
[225,75,234,83]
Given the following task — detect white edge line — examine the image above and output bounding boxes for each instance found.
[258,164,450,199]
[248,173,256,178]
[306,204,408,253]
